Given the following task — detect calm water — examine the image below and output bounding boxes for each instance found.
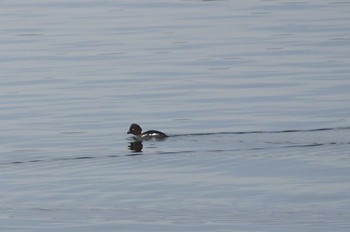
[1,0,350,231]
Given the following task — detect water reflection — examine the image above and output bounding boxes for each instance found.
[128,141,143,152]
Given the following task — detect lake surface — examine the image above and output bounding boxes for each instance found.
[1,0,350,231]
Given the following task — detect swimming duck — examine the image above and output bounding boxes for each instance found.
[127,123,167,140]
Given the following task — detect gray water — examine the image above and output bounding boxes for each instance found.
[1,0,350,231]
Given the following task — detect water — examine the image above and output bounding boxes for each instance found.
[1,0,350,231]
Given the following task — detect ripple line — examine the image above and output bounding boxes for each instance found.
[171,126,350,137]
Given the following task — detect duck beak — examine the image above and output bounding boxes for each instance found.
[127,131,131,134]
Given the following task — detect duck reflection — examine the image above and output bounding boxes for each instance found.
[128,141,143,152]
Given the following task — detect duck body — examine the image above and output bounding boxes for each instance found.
[127,123,167,140]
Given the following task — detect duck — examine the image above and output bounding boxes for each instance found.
[127,123,167,140]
